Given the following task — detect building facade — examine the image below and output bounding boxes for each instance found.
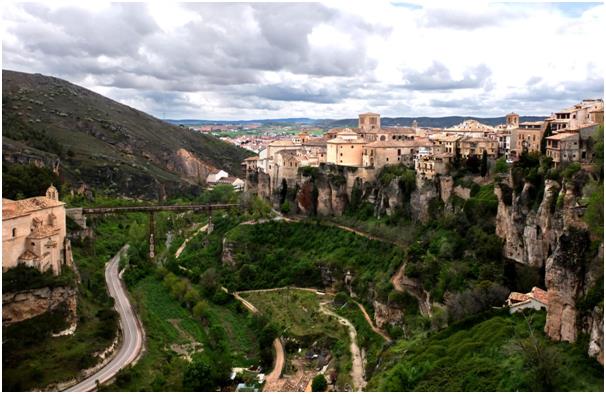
[2,186,71,275]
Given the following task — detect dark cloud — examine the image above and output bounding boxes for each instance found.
[399,62,492,91]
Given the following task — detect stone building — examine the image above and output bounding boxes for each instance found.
[326,129,367,167]
[545,132,583,165]
[362,139,431,168]
[510,121,547,159]
[2,186,71,275]
[549,99,604,133]
[505,112,520,128]
[458,136,499,159]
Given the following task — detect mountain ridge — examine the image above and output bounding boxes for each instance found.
[2,70,253,200]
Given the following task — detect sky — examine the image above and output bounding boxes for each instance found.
[2,1,604,120]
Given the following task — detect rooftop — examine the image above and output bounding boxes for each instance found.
[3,196,65,220]
[546,132,578,141]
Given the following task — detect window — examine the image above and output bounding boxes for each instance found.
[12,228,16,237]
[351,145,354,149]
[386,158,389,162]
[31,242,35,246]
[397,149,401,155]
[340,153,343,157]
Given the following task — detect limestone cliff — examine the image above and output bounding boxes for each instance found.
[168,148,217,185]
[2,286,77,326]
[494,170,603,364]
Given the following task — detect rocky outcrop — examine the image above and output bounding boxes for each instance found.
[587,305,604,365]
[373,300,404,329]
[410,178,439,222]
[544,229,590,342]
[170,148,216,185]
[221,237,236,267]
[374,178,403,217]
[2,286,77,325]
[495,170,603,363]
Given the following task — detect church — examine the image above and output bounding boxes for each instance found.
[2,185,72,275]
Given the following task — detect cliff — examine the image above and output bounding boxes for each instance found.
[494,169,603,363]
[2,286,77,326]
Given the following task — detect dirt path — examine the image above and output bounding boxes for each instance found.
[351,300,391,342]
[319,302,366,391]
[391,263,432,317]
[220,287,283,388]
[174,224,208,258]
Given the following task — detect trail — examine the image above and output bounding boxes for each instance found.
[174,224,208,258]
[351,300,391,342]
[220,287,284,389]
[391,263,432,317]
[319,302,366,391]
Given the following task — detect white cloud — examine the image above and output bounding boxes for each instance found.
[2,1,603,119]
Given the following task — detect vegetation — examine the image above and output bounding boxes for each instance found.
[367,310,603,391]
[2,213,143,391]
[312,374,328,391]
[2,163,62,199]
[2,264,76,293]
[222,221,404,303]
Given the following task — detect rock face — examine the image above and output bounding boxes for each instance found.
[544,229,589,342]
[410,178,440,222]
[221,238,236,267]
[373,300,404,329]
[170,148,216,184]
[2,286,77,325]
[495,170,603,364]
[587,305,604,365]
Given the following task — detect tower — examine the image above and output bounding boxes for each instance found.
[358,112,381,132]
[506,112,519,128]
[46,184,59,201]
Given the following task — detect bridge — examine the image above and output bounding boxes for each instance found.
[67,203,239,259]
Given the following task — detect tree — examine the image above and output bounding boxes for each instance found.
[312,374,328,392]
[280,178,288,204]
[193,300,209,322]
[280,200,291,214]
[465,154,481,174]
[184,287,201,308]
[183,356,219,391]
[200,267,219,296]
[480,150,488,177]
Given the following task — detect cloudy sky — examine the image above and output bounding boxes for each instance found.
[2,1,604,120]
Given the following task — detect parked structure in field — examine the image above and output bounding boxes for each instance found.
[2,186,72,275]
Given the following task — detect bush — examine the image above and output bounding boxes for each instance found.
[312,374,328,391]
[494,157,508,174]
[280,201,291,214]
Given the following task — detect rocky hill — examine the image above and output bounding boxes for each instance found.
[2,70,252,199]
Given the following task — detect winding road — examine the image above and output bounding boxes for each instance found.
[65,245,144,392]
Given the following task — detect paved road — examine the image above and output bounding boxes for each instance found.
[65,245,144,392]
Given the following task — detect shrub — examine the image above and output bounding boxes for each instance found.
[312,374,328,391]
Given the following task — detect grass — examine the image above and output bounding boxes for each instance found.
[102,276,205,391]
[242,289,339,338]
[367,310,604,392]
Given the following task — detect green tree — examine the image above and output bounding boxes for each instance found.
[192,300,209,322]
[183,356,219,391]
[494,157,508,174]
[480,150,488,177]
[312,374,328,392]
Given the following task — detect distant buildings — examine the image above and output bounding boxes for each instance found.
[242,99,604,195]
[2,186,72,275]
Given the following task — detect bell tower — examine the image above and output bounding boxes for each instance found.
[46,185,59,201]
[358,112,381,132]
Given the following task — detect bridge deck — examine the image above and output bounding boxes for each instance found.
[81,203,239,214]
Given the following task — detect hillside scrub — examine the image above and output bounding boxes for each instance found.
[222,221,404,302]
[367,310,604,391]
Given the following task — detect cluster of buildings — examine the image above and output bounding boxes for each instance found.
[2,186,72,275]
[206,170,245,191]
[242,99,604,191]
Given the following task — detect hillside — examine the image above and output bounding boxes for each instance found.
[2,70,252,200]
